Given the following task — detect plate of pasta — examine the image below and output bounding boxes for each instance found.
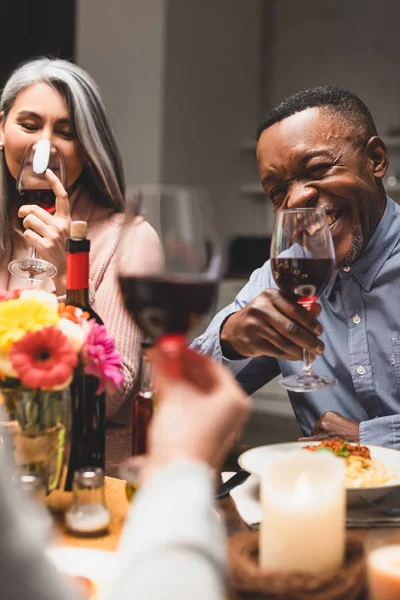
[238,440,400,504]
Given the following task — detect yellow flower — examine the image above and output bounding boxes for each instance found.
[0,297,59,353]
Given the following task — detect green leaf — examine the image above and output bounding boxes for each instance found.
[337,441,349,457]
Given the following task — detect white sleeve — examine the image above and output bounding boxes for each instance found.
[0,448,77,600]
[104,459,226,600]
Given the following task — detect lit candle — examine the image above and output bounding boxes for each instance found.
[367,545,400,600]
[259,450,346,574]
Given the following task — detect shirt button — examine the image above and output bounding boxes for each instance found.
[357,366,366,376]
[353,314,361,325]
[343,266,351,272]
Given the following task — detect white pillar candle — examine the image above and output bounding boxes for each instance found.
[367,545,400,600]
[259,450,346,574]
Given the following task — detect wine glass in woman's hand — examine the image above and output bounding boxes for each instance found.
[271,207,336,392]
[117,185,221,345]
[8,140,66,281]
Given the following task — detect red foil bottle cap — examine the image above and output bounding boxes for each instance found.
[67,252,89,290]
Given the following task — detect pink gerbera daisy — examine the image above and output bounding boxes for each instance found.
[82,321,124,394]
[10,326,78,390]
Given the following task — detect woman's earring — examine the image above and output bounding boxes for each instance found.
[0,141,4,151]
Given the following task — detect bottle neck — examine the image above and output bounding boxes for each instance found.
[66,238,90,307]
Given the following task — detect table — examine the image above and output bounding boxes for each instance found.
[54,426,367,597]
[49,477,130,551]
[51,425,248,550]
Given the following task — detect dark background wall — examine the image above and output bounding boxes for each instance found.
[0,0,76,88]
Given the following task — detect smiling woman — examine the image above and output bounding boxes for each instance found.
[0,58,161,421]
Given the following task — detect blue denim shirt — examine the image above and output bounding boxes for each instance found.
[193,198,400,448]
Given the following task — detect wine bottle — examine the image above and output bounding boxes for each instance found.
[132,339,154,456]
[125,339,154,501]
[65,221,106,491]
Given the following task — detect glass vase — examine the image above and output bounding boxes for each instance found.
[0,387,71,493]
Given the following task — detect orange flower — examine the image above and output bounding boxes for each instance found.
[10,326,78,390]
[58,303,90,323]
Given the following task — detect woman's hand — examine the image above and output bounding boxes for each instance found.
[18,168,71,293]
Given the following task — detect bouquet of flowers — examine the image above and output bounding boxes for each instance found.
[0,289,124,393]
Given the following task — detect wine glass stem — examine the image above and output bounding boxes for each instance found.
[303,348,312,372]
[31,246,38,260]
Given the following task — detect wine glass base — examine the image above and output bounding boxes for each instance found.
[8,258,57,281]
[280,371,336,392]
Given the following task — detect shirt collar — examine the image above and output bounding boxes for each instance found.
[325,197,400,296]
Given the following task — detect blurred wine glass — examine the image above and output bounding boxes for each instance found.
[8,140,66,281]
[118,185,221,344]
[271,207,336,392]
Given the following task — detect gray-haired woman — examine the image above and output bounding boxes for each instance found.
[0,57,160,420]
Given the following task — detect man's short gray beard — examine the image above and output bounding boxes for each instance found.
[336,224,363,268]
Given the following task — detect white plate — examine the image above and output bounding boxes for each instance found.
[239,441,400,505]
[46,546,117,596]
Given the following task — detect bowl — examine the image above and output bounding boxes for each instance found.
[238,441,400,505]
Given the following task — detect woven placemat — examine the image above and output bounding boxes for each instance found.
[47,477,130,551]
[228,531,366,600]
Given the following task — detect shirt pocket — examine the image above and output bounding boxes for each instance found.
[392,337,400,386]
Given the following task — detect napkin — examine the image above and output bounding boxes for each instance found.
[222,472,400,529]
[347,487,400,528]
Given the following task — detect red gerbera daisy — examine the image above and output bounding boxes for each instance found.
[10,326,78,390]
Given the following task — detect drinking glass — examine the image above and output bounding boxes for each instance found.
[8,140,66,281]
[117,185,221,344]
[270,207,336,391]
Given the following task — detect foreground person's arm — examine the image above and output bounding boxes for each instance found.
[104,342,250,600]
[0,448,76,600]
[109,460,225,600]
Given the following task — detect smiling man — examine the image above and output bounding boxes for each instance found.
[192,86,400,448]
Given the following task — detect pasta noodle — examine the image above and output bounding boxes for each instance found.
[303,439,396,488]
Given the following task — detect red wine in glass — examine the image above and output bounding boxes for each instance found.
[23,189,56,215]
[270,207,336,392]
[271,257,335,310]
[119,276,218,340]
[118,185,221,345]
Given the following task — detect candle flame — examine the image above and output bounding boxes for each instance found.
[294,472,313,501]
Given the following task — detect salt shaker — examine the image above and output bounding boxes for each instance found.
[65,468,110,536]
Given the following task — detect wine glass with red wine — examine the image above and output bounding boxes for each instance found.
[118,185,221,344]
[8,140,66,281]
[271,207,336,392]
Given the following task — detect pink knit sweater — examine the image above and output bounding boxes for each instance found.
[1,186,161,423]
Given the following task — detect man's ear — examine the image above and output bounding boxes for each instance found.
[365,136,389,180]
